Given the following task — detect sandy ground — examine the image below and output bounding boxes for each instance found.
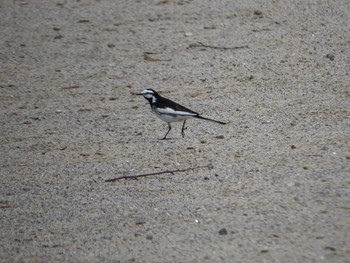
[1,0,349,262]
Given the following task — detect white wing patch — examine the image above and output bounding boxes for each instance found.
[157,107,197,116]
[154,107,197,123]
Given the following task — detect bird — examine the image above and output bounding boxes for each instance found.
[136,89,227,139]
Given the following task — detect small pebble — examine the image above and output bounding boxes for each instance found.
[218,228,228,235]
[134,218,146,225]
[324,246,336,251]
[325,53,335,61]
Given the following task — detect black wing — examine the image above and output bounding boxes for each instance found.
[157,96,199,115]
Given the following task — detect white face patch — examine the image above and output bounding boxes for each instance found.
[141,89,157,103]
[143,93,153,99]
[141,89,154,95]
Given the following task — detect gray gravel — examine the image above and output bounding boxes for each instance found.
[1,0,349,262]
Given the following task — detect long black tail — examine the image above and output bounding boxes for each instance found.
[195,115,227,125]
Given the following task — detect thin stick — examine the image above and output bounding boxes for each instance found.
[187,42,248,50]
[105,165,211,182]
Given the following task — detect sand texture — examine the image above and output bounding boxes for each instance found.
[1,0,349,262]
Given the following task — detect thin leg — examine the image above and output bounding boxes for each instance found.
[162,123,171,140]
[181,120,187,138]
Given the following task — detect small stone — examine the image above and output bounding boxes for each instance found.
[203,25,216,30]
[324,246,336,251]
[134,218,146,225]
[218,228,228,235]
[291,145,296,149]
[325,53,335,61]
[203,176,209,180]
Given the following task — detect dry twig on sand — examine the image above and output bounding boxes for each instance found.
[187,42,248,50]
[105,165,212,182]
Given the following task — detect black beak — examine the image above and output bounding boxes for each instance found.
[136,93,143,96]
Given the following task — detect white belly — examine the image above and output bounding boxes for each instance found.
[153,107,196,123]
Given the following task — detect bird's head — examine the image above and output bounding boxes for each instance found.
[136,89,159,103]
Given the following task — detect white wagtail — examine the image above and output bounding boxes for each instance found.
[137,89,227,139]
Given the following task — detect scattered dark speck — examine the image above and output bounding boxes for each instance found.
[325,53,335,61]
[215,135,224,139]
[254,10,263,16]
[107,43,115,48]
[303,166,309,170]
[291,145,296,149]
[78,19,90,23]
[203,176,209,180]
[261,249,269,253]
[324,246,336,251]
[218,228,228,235]
[134,218,146,225]
[204,25,216,30]
[54,35,64,39]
